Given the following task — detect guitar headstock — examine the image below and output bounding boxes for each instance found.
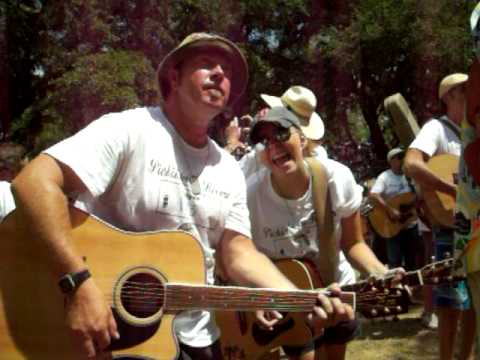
[354,286,410,319]
[418,257,466,286]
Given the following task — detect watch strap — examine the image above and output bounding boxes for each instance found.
[58,269,91,294]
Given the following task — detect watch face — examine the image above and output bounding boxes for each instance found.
[59,275,75,294]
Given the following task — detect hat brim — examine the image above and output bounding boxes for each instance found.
[260,94,283,108]
[261,94,324,140]
[387,149,405,162]
[157,37,248,106]
[301,112,324,140]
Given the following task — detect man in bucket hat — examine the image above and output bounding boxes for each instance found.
[405,72,476,359]
[11,33,353,359]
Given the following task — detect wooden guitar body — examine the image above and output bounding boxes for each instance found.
[217,259,319,360]
[368,192,417,238]
[0,207,206,360]
[423,154,459,228]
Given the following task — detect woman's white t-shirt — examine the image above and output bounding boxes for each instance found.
[45,107,251,347]
[247,158,362,286]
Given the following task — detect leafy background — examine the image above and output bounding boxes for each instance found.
[0,0,476,181]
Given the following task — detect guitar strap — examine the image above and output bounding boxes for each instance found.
[305,157,337,286]
[438,115,461,140]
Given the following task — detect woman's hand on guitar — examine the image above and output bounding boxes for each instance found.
[255,310,283,330]
[307,284,354,333]
[64,279,119,359]
[368,267,406,288]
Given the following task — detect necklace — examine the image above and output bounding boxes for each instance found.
[175,137,211,197]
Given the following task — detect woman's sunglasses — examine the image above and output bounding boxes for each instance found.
[253,126,292,148]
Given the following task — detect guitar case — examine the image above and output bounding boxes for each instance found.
[384,93,420,148]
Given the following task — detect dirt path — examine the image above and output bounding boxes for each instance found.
[347,305,438,359]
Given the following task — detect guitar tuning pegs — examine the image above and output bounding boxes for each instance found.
[395,306,402,312]
[370,309,378,317]
[383,307,391,315]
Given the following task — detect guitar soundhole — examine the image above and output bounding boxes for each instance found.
[120,273,164,318]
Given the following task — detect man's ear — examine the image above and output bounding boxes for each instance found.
[167,67,180,91]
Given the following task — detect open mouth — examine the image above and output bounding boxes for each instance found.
[271,152,292,167]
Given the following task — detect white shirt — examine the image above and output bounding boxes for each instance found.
[0,181,15,222]
[247,158,362,286]
[409,117,461,156]
[45,107,251,347]
[370,169,411,199]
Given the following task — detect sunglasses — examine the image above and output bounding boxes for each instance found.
[253,126,292,148]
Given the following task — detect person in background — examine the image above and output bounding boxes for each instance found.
[404,73,476,360]
[11,32,353,360]
[455,2,480,356]
[369,148,419,271]
[246,106,392,360]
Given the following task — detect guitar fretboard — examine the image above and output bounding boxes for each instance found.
[164,283,355,312]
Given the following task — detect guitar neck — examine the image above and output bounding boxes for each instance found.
[164,283,355,312]
[341,258,464,292]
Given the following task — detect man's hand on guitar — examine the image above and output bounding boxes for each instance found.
[65,279,119,359]
[306,284,354,333]
[386,207,401,222]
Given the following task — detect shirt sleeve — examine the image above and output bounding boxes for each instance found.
[409,119,441,157]
[0,181,15,221]
[370,172,386,195]
[326,159,363,218]
[44,112,132,197]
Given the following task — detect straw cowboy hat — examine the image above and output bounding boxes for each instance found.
[260,86,325,140]
[157,32,249,106]
[438,73,468,100]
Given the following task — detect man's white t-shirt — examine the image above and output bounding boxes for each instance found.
[247,158,362,286]
[409,117,461,157]
[45,107,251,347]
[0,181,15,222]
[370,169,411,199]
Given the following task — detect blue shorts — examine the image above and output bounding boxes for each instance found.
[433,228,471,310]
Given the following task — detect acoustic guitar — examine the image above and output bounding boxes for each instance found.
[0,207,355,360]
[367,192,417,238]
[217,257,465,360]
[217,259,411,360]
[421,154,459,228]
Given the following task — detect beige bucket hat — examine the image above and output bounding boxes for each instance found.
[157,32,249,106]
[438,73,468,100]
[260,86,325,140]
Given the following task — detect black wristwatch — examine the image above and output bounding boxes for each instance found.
[58,269,91,294]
